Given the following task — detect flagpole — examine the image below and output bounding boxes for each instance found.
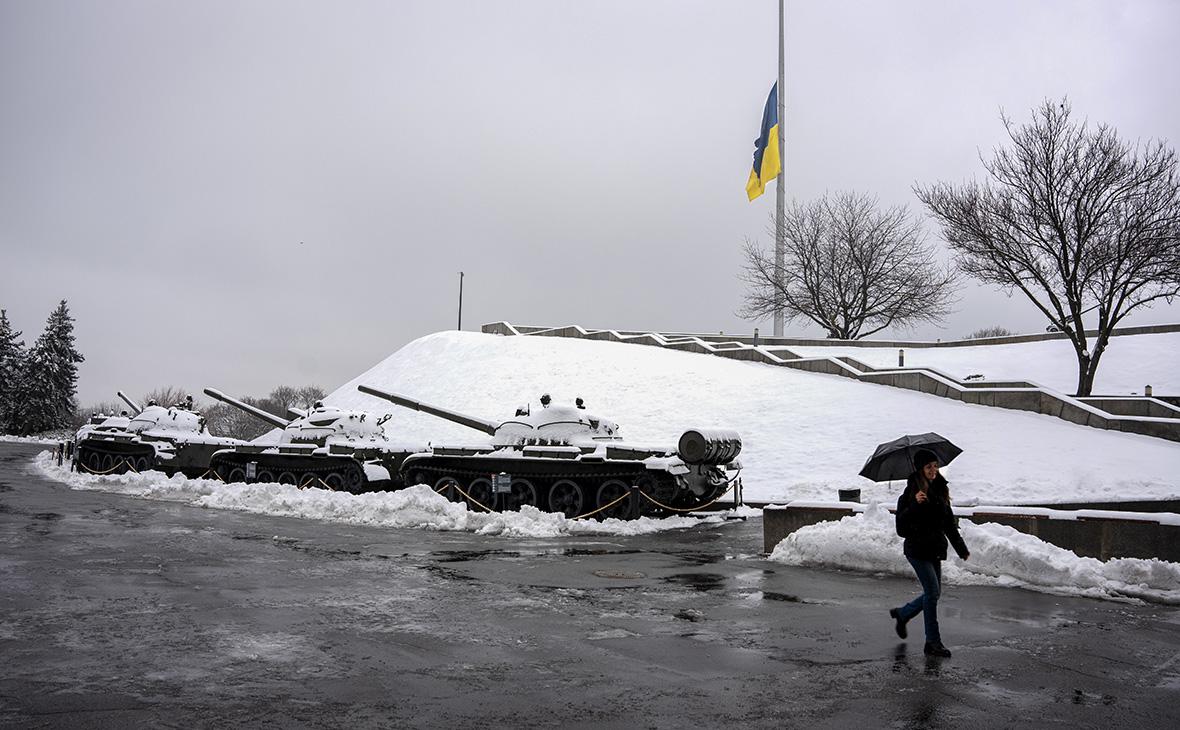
[773,0,786,337]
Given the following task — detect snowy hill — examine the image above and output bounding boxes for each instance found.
[329,331,1180,506]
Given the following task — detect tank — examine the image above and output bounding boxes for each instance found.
[356,385,742,519]
[73,391,245,477]
[202,388,425,493]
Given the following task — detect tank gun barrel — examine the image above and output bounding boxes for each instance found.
[202,388,290,430]
[357,385,498,435]
[116,391,141,414]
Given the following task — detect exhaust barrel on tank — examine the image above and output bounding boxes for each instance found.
[677,428,742,465]
[357,385,499,435]
[202,387,290,430]
[116,390,142,414]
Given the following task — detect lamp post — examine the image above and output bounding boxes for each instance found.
[457,271,464,331]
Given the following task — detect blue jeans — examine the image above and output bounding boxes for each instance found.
[899,557,942,644]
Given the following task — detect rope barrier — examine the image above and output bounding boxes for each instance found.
[572,490,632,520]
[448,483,496,513]
[78,458,132,475]
[639,480,738,513]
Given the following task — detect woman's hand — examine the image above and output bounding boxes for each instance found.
[915,490,928,504]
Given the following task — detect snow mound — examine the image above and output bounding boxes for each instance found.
[329,331,1180,505]
[32,452,748,538]
[767,503,1180,604]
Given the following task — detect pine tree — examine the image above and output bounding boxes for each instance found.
[16,301,84,435]
[0,310,26,434]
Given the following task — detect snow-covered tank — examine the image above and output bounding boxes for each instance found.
[356,385,742,519]
[73,391,244,476]
[202,388,425,493]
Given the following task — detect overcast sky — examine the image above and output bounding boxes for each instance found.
[2,0,1178,406]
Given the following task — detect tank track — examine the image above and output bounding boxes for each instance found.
[404,459,685,519]
[75,441,156,475]
[209,452,370,494]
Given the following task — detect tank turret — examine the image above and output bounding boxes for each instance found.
[73,390,242,477]
[356,384,742,519]
[201,388,423,493]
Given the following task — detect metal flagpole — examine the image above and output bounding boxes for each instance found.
[773,0,786,337]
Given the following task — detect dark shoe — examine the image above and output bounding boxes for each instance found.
[889,608,907,639]
[924,642,952,658]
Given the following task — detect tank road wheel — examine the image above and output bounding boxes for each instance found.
[345,465,365,494]
[504,478,538,512]
[100,454,115,473]
[227,466,247,483]
[596,479,633,520]
[548,479,584,518]
[256,469,277,484]
[277,471,297,485]
[85,451,102,472]
[433,476,464,503]
[134,456,151,473]
[466,477,495,511]
[324,473,346,491]
[298,473,319,489]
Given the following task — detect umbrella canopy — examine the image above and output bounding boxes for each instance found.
[859,433,962,482]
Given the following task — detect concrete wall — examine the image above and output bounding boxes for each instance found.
[763,504,1180,561]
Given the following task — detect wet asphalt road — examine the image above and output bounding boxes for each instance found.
[1,442,1179,729]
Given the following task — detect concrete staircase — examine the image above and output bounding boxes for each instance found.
[481,322,1180,443]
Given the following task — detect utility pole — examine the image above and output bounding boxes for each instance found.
[457,271,464,331]
[774,0,786,337]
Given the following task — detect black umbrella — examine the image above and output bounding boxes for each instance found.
[859,433,962,482]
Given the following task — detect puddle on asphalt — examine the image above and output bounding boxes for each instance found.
[563,548,643,557]
[662,572,727,591]
[431,549,522,563]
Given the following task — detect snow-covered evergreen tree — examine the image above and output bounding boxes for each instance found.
[15,301,84,435]
[0,310,26,434]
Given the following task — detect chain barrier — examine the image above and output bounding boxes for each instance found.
[447,482,496,513]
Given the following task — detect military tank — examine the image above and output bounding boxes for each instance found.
[356,385,742,519]
[73,391,244,477]
[202,388,425,493]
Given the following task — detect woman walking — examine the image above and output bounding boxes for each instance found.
[889,449,969,657]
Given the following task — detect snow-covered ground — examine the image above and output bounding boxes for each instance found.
[327,331,1180,506]
[784,331,1180,395]
[0,435,60,445]
[769,503,1180,604]
[31,452,753,538]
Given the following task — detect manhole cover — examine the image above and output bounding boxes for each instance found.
[593,569,646,579]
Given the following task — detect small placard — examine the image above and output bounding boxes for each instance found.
[493,472,512,494]
[246,462,257,480]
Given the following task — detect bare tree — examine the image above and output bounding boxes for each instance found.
[916,99,1180,396]
[740,191,957,339]
[141,386,188,409]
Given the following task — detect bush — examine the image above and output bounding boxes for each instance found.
[967,326,1013,339]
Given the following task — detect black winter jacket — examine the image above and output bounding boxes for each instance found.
[895,474,969,561]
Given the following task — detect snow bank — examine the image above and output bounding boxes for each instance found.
[31,452,752,538]
[328,331,1180,505]
[0,435,60,444]
[768,503,1180,604]
[786,331,1180,395]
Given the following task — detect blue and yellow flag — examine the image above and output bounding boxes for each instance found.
[746,83,781,201]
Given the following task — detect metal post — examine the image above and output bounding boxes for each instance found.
[898,349,905,367]
[630,485,640,520]
[457,271,464,331]
[753,327,759,347]
[773,0,786,337]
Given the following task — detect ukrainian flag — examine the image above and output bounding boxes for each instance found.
[746,83,781,201]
